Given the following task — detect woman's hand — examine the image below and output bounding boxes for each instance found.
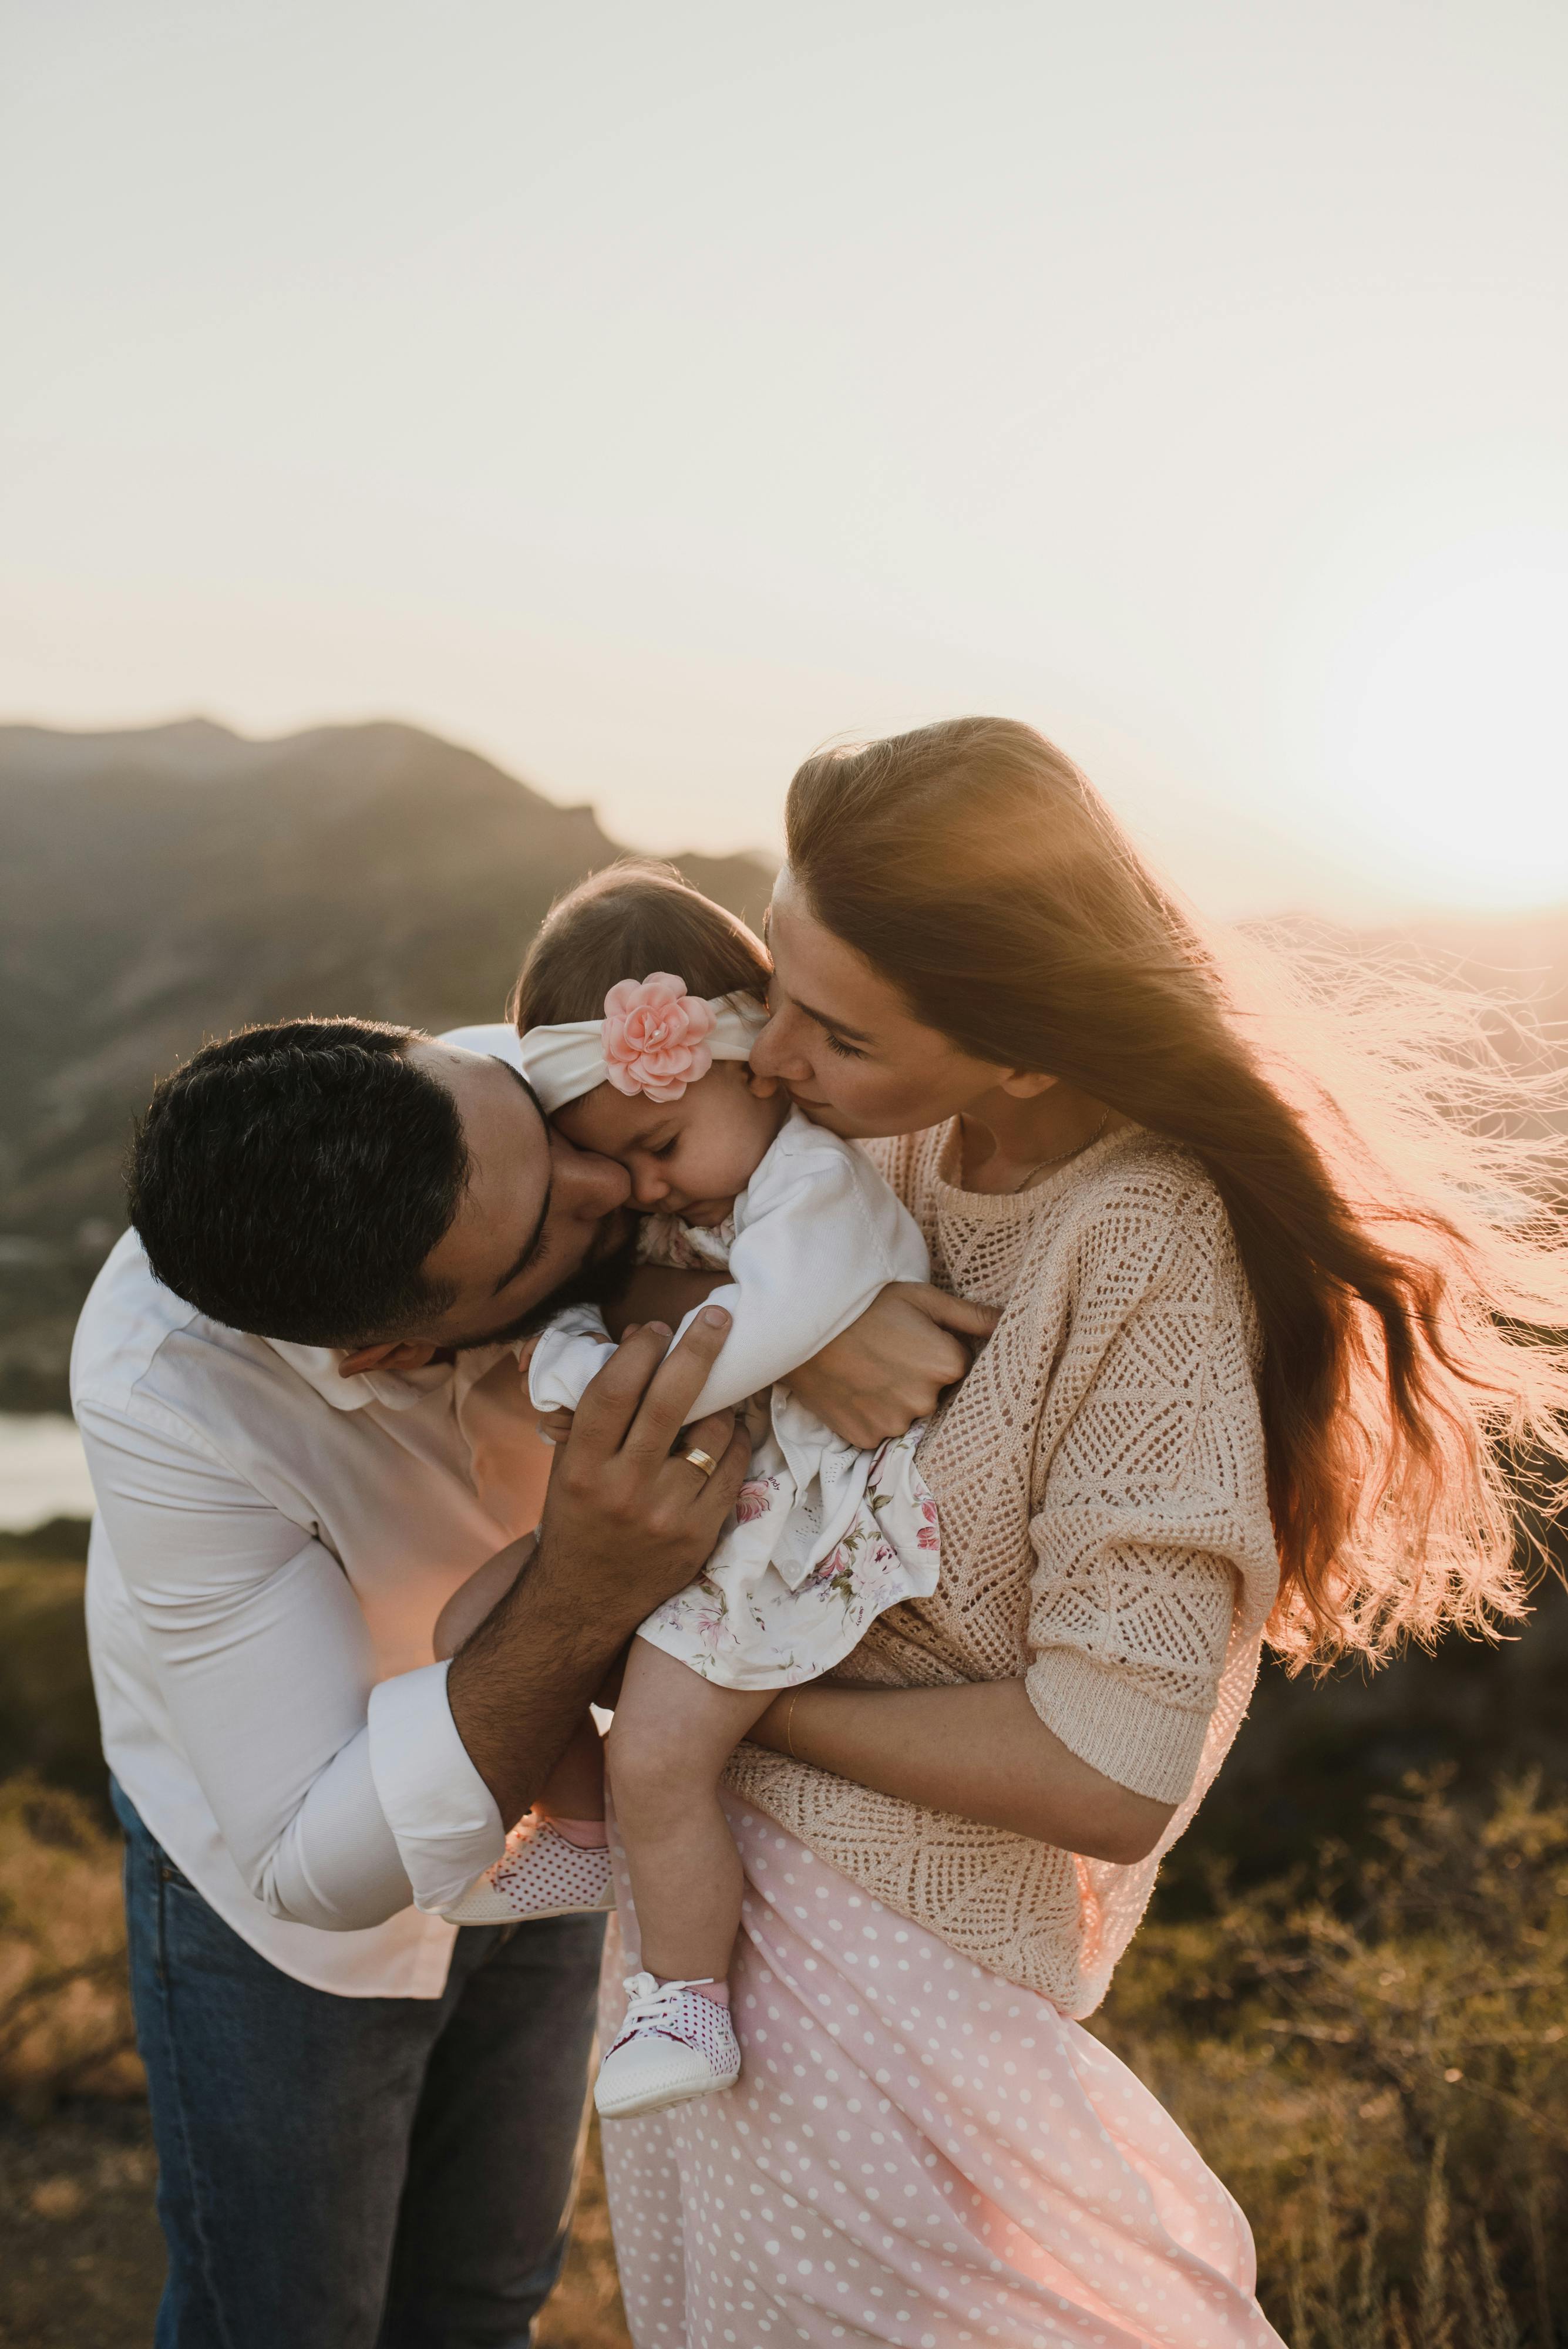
[748,1678,1176,1865]
[788,1282,1000,1448]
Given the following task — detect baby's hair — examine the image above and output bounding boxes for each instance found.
[512,860,771,1032]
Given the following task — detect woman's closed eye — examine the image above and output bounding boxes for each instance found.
[822,1029,868,1059]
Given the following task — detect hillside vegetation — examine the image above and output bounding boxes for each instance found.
[3,1760,1562,2345]
[0,719,773,1407]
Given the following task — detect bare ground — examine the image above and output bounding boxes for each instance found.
[0,2102,630,2349]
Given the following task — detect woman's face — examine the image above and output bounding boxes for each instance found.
[751,869,1013,1140]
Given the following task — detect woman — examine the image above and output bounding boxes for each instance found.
[598,717,1568,2347]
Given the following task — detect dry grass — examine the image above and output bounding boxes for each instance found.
[0,1776,141,2114]
[1092,1772,1567,2345]
[2,1772,1564,2345]
[538,2117,631,2348]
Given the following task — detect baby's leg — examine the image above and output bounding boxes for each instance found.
[432,1537,534,1660]
[606,1639,774,1985]
[440,1709,610,1927]
[535,1710,606,1841]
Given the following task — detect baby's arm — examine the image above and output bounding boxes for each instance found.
[671,1134,931,1421]
[434,1537,534,1660]
[527,1304,620,1416]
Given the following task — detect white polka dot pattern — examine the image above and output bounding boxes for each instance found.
[600,1801,1285,2348]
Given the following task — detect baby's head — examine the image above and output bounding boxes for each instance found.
[514,864,782,1227]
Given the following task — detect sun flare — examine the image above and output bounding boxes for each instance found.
[1319,537,1568,910]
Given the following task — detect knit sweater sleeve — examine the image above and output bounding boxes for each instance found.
[1022,1169,1276,1806]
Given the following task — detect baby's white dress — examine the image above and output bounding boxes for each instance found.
[529,1108,943,1690]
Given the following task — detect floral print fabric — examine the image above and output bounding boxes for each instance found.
[641,1416,941,1689]
[632,1213,942,1691]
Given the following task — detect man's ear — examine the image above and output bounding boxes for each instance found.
[338,1339,442,1378]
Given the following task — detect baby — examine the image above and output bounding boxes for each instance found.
[437,866,943,2121]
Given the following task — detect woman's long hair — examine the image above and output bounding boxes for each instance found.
[786,716,1568,1665]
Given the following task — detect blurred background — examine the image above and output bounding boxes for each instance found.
[2,4,1566,2343]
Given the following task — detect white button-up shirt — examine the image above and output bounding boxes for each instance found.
[71,1027,547,1997]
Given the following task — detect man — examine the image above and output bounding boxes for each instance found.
[75,1015,981,2348]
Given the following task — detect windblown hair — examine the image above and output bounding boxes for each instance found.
[127,1019,467,1345]
[513,860,771,1031]
[787,716,1568,1665]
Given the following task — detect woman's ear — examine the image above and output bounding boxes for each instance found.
[998,1069,1059,1100]
[338,1339,442,1377]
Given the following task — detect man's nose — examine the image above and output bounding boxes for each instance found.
[560,1143,631,1214]
[629,1162,669,1209]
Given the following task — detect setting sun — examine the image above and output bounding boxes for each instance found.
[1315,536,1568,907]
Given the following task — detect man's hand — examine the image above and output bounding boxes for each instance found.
[540,1311,748,1621]
[787,1281,999,1448]
[447,1308,749,1826]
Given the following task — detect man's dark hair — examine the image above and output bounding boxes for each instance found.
[126,1020,472,1345]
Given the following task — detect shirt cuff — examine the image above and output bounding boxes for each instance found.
[366,1661,506,1912]
[1025,1647,1213,1806]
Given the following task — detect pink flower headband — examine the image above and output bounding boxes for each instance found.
[517,974,769,1114]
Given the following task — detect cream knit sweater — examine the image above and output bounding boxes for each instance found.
[725,1120,1281,2017]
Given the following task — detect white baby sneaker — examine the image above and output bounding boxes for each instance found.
[594,1972,742,2119]
[441,1816,614,1925]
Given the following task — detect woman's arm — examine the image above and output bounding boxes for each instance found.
[748,1678,1176,1865]
[788,1282,998,1446]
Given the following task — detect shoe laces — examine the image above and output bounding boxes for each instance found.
[613,1970,714,2042]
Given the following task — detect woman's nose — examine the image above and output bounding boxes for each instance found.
[751,1008,812,1083]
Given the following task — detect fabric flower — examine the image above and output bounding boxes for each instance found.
[734,1478,777,1526]
[601,972,717,1102]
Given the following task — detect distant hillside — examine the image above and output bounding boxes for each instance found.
[0,718,775,1408]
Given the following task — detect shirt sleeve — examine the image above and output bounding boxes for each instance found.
[78,1396,504,1927]
[527,1305,619,1414]
[671,1133,932,1419]
[1022,1182,1274,1806]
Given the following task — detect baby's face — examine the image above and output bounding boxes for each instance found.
[553,1061,785,1226]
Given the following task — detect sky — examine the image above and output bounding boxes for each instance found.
[3,0,1566,919]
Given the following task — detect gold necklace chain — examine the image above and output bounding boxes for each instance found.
[1004,1107,1112,1193]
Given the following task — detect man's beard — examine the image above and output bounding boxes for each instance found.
[453,1227,641,1354]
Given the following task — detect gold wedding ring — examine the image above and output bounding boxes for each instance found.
[681,1446,719,1480]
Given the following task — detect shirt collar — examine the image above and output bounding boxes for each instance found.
[264,1340,456,1412]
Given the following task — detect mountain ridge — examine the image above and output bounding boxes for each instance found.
[0,718,774,1408]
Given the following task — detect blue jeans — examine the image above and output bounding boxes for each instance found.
[112,1781,605,2349]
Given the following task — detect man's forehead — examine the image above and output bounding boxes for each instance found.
[410,1041,544,1125]
[413,1046,551,1253]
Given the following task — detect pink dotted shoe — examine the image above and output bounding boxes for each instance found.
[594,1972,741,2118]
[440,1816,613,1924]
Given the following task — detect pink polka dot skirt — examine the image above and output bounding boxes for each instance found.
[598,1797,1285,2348]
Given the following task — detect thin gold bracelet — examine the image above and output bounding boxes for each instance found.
[783,1688,802,1761]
